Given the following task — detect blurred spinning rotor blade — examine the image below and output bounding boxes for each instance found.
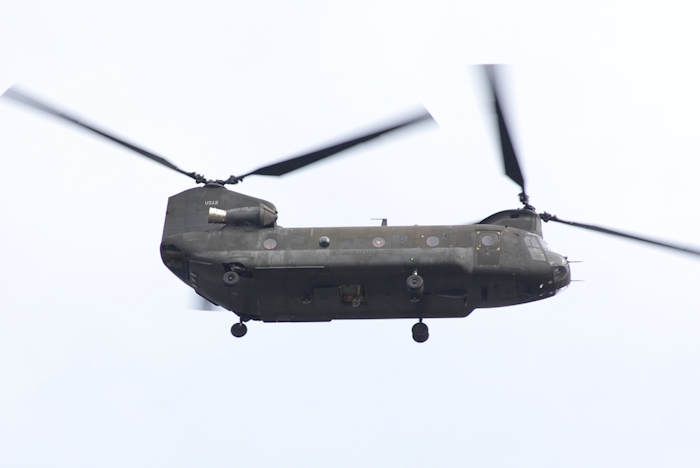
[542,213,700,257]
[2,86,204,183]
[483,65,528,200]
[234,109,434,181]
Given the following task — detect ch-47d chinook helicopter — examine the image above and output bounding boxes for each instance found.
[4,65,700,343]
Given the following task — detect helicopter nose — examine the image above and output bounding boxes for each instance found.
[550,254,571,290]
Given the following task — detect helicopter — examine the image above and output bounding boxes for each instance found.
[3,65,699,343]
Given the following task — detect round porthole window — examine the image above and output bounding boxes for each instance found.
[426,236,440,247]
[263,238,277,250]
[481,235,496,247]
[372,237,385,248]
[318,236,331,248]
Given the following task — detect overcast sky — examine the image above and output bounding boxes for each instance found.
[2,1,700,467]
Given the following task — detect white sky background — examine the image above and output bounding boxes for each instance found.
[1,1,700,466]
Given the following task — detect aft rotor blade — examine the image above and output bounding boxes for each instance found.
[236,110,434,181]
[483,65,527,197]
[2,87,204,183]
[541,213,700,257]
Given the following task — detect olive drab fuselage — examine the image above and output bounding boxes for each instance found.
[160,184,571,323]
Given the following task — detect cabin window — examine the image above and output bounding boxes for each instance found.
[372,237,385,248]
[477,231,500,250]
[481,235,496,247]
[426,236,440,247]
[263,238,277,250]
[476,231,501,266]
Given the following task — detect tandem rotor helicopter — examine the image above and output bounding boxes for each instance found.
[4,65,700,343]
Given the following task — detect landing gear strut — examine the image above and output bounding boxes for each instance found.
[231,321,247,338]
[412,320,429,343]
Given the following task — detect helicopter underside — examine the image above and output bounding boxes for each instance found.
[181,241,563,323]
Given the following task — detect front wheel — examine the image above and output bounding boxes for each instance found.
[411,322,429,343]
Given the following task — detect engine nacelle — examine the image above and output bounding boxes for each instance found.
[208,203,278,228]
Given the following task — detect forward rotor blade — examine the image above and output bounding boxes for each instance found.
[541,213,700,257]
[2,86,203,183]
[236,110,434,181]
[483,65,527,196]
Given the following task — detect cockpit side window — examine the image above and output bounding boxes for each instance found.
[525,235,546,261]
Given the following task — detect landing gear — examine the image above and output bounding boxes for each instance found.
[231,322,247,338]
[412,320,429,343]
[223,271,240,287]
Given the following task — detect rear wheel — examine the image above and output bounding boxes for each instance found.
[231,322,247,338]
